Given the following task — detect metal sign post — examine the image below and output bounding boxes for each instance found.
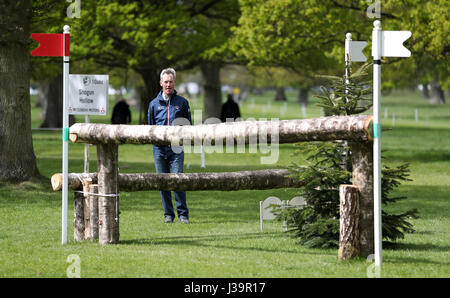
[371,20,411,267]
[62,25,70,245]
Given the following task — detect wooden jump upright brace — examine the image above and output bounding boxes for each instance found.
[52,115,373,259]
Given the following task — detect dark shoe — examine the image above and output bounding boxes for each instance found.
[164,216,174,223]
[179,216,189,224]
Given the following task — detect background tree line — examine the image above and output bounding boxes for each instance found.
[0,0,448,182]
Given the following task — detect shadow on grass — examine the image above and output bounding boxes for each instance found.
[384,241,450,253]
[119,231,333,256]
[383,149,450,164]
[0,174,51,192]
[388,184,450,218]
[386,255,450,267]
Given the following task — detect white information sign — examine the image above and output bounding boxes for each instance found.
[68,74,108,115]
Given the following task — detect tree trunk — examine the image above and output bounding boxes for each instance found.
[421,84,430,99]
[69,115,374,145]
[139,69,160,124]
[338,184,360,260]
[51,169,305,192]
[349,141,373,258]
[274,87,287,101]
[200,61,222,120]
[0,0,40,182]
[297,87,309,106]
[36,82,49,108]
[39,74,75,128]
[97,143,119,244]
[429,79,446,104]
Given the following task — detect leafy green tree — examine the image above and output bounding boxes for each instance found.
[231,0,448,102]
[69,0,240,122]
[231,0,346,103]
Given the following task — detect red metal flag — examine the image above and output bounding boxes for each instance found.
[30,33,70,57]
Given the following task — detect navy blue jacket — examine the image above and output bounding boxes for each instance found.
[148,90,192,126]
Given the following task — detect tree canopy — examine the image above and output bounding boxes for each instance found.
[231,0,448,97]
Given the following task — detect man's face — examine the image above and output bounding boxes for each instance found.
[160,73,175,97]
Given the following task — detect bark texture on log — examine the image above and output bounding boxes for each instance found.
[97,144,119,245]
[73,191,85,242]
[82,179,92,240]
[69,115,373,145]
[338,184,360,260]
[89,184,99,241]
[51,169,304,192]
[350,141,374,258]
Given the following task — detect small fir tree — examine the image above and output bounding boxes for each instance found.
[275,63,418,248]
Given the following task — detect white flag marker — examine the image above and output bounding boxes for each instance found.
[376,31,412,58]
[371,20,411,268]
[345,33,368,62]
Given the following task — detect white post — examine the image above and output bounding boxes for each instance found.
[372,20,383,267]
[345,32,352,89]
[62,25,70,245]
[260,201,263,232]
[84,115,90,173]
[301,104,307,118]
[200,145,206,168]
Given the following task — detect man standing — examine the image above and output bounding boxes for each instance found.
[148,68,191,224]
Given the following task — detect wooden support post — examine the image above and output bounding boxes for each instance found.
[82,178,92,240]
[97,143,119,245]
[350,141,374,258]
[73,191,85,242]
[338,184,360,260]
[89,184,99,241]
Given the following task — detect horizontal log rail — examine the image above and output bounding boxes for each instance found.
[62,114,374,256]
[51,169,305,192]
[69,115,373,145]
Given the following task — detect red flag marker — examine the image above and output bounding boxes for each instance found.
[30,33,70,56]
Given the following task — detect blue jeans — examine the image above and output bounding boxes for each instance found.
[152,145,189,219]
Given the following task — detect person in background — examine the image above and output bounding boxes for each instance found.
[111,98,132,124]
[220,93,241,123]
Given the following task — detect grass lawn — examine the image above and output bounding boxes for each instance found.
[0,89,449,278]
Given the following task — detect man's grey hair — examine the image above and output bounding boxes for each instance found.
[160,68,176,80]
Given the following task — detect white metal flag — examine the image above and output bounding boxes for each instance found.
[348,41,368,62]
[373,30,412,58]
